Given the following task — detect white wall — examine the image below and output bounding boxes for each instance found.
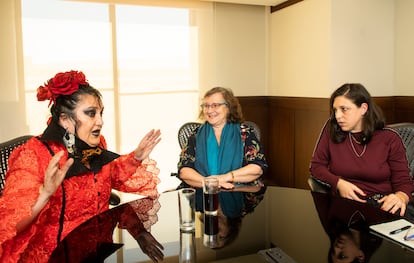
[269,0,331,97]
[0,0,28,141]
[0,0,19,102]
[331,0,394,96]
[395,0,414,95]
[268,0,414,97]
[210,2,268,96]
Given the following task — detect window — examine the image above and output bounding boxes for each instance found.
[21,0,210,192]
[22,0,114,144]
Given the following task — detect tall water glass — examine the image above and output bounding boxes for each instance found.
[203,177,219,216]
[178,188,196,232]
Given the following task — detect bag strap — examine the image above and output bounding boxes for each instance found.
[36,136,66,243]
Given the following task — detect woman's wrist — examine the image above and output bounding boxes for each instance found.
[229,171,235,183]
[39,185,53,201]
[395,191,409,204]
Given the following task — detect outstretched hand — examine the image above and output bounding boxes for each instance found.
[42,151,73,197]
[134,129,161,161]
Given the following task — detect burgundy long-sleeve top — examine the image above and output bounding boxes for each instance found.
[310,123,414,200]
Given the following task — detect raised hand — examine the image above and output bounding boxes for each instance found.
[16,151,73,233]
[43,151,74,197]
[134,129,161,161]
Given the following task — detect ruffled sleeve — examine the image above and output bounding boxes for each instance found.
[118,197,160,235]
[110,153,160,198]
[97,136,160,198]
[0,138,51,259]
[127,197,161,231]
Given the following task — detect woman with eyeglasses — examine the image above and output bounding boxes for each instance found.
[177,87,267,221]
[310,83,414,219]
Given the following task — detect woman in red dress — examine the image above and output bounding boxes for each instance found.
[0,70,162,262]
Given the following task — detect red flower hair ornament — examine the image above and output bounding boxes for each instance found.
[37,70,89,106]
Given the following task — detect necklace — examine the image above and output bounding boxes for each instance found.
[350,133,361,144]
[348,133,366,157]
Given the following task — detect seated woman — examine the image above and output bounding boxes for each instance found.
[0,70,161,262]
[177,87,267,219]
[310,83,414,219]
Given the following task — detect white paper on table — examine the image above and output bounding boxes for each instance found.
[369,218,414,251]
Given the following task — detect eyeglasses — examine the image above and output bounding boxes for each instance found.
[200,102,227,110]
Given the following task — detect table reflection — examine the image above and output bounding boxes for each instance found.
[48,184,267,263]
[49,197,162,263]
[311,191,404,263]
[48,186,414,263]
[196,183,266,249]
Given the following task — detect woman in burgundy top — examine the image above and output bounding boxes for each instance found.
[310,83,414,217]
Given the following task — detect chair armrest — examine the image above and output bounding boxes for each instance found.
[109,191,121,206]
[307,177,331,194]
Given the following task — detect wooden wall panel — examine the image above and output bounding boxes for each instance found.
[294,110,328,189]
[269,106,295,186]
[238,97,273,184]
[239,95,413,190]
[238,96,269,149]
[268,97,329,188]
[373,97,395,124]
[394,97,414,123]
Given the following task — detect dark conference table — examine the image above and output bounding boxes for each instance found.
[49,186,414,263]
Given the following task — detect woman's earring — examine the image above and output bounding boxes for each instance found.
[63,129,75,154]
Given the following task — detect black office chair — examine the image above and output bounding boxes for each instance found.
[308,122,414,193]
[388,122,414,177]
[0,135,120,205]
[177,122,201,150]
[0,135,33,196]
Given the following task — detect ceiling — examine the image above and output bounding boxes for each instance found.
[203,0,287,6]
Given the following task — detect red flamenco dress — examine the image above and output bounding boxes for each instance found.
[0,121,160,263]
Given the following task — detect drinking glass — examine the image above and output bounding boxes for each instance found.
[203,177,219,216]
[178,188,196,232]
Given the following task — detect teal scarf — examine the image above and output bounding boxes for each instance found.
[195,122,244,218]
